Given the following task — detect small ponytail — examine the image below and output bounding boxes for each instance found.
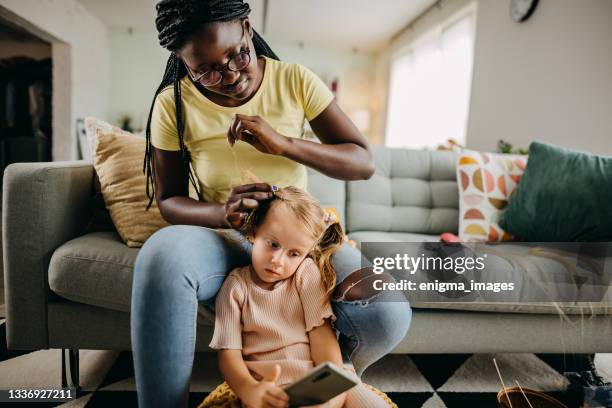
[311,222,345,301]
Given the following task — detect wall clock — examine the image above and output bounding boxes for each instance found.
[510,0,539,22]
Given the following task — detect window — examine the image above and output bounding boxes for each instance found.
[385,5,476,149]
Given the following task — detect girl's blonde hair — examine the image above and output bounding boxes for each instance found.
[241,186,345,299]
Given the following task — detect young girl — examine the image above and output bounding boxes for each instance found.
[209,186,389,408]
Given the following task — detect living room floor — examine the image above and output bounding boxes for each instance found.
[0,325,610,408]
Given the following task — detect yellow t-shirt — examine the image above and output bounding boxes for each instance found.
[150,56,334,203]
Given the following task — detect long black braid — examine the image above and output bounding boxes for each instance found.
[144,0,279,210]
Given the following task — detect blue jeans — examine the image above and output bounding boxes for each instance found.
[131,225,412,407]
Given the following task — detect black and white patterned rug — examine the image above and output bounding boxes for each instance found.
[0,321,610,407]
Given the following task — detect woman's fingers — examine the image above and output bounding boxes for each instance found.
[227,115,250,145]
[235,113,259,122]
[224,183,277,228]
[236,113,258,122]
[226,197,258,214]
[227,126,236,146]
[226,211,247,228]
[230,183,273,195]
[237,191,274,202]
[236,117,259,135]
[230,115,241,140]
[226,193,271,213]
[225,186,276,228]
[227,116,239,146]
[236,122,260,147]
[226,192,273,215]
[231,115,259,141]
[233,116,253,140]
[239,133,258,147]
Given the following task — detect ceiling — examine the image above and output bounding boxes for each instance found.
[76,0,437,51]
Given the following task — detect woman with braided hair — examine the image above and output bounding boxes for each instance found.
[131,1,412,406]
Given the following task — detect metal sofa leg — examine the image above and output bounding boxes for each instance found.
[61,349,81,395]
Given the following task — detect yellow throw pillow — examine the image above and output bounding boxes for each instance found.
[85,117,170,247]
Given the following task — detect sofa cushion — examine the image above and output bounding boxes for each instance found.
[48,232,215,324]
[49,233,612,317]
[347,147,458,235]
[349,233,612,315]
[411,300,612,315]
[349,231,440,263]
[348,231,441,244]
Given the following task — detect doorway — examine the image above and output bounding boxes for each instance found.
[0,17,52,172]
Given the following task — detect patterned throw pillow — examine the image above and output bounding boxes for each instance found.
[457,150,527,242]
[85,117,170,247]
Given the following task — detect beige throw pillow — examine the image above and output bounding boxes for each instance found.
[85,117,170,247]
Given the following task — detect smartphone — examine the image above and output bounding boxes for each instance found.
[283,362,358,407]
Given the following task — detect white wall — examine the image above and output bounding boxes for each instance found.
[0,40,51,59]
[108,28,169,131]
[270,42,375,107]
[268,41,377,139]
[381,0,612,155]
[0,0,110,160]
[467,0,612,156]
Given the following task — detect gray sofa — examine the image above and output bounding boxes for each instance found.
[3,147,612,384]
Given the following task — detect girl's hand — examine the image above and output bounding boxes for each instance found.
[224,183,275,229]
[228,114,290,156]
[298,392,346,408]
[241,365,289,408]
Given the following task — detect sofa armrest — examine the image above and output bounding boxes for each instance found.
[2,161,93,350]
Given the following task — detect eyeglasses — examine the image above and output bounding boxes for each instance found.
[184,26,251,87]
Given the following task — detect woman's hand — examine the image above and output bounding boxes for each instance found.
[224,183,275,229]
[241,365,289,408]
[228,114,290,156]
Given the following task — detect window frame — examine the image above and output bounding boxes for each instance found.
[385,2,478,149]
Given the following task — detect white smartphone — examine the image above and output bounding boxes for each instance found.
[283,362,359,407]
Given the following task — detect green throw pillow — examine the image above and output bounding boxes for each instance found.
[500,141,612,241]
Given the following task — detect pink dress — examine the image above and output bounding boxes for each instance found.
[210,258,388,407]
